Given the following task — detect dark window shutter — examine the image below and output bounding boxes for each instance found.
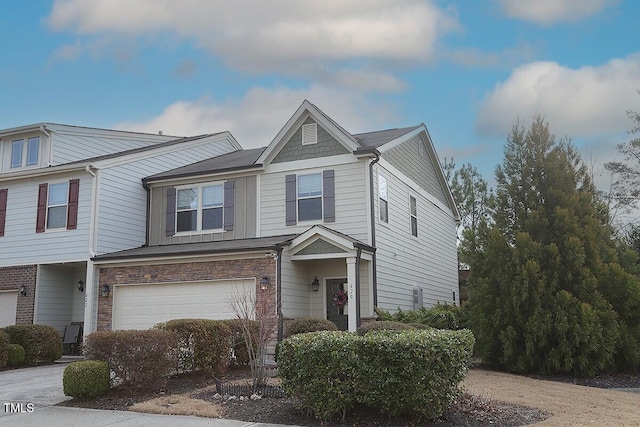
[285,174,297,226]
[36,183,48,233]
[224,179,235,231]
[323,169,335,223]
[0,189,7,237]
[166,188,176,236]
[66,179,80,230]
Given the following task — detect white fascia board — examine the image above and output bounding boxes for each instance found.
[0,163,92,182]
[0,124,44,138]
[92,250,268,267]
[421,127,461,221]
[291,253,354,261]
[376,125,425,154]
[263,154,357,174]
[145,167,264,188]
[43,124,178,142]
[289,225,357,253]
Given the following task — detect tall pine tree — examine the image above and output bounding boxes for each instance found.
[469,116,640,376]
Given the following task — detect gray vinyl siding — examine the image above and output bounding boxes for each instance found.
[271,118,349,163]
[0,174,92,267]
[280,249,310,319]
[383,134,449,206]
[148,175,258,246]
[35,264,85,335]
[373,164,458,311]
[96,142,236,255]
[260,162,369,242]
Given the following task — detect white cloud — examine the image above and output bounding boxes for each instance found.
[114,86,397,148]
[476,55,640,138]
[47,0,458,91]
[499,0,618,25]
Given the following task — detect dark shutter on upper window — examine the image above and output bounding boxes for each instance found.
[36,183,48,233]
[166,188,176,236]
[285,174,297,226]
[0,189,7,237]
[66,179,80,230]
[323,169,335,223]
[223,179,235,231]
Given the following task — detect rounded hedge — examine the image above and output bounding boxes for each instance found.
[63,360,110,398]
[355,320,416,336]
[284,317,338,338]
[7,344,25,367]
[2,324,62,364]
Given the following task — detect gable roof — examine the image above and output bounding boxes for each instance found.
[353,125,422,149]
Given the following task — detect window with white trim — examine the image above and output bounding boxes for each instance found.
[10,137,40,169]
[176,183,224,232]
[410,195,418,237]
[47,182,68,229]
[297,173,322,221]
[378,174,388,223]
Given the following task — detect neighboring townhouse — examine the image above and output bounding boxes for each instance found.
[0,123,241,338]
[92,101,460,342]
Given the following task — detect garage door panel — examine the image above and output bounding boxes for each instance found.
[0,291,18,327]
[113,279,256,330]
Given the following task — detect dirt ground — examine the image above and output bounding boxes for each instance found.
[463,369,640,426]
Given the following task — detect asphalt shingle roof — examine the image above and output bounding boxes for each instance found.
[353,125,422,149]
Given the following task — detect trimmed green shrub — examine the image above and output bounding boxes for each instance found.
[7,344,25,367]
[63,360,110,398]
[375,304,467,330]
[83,329,177,389]
[2,324,62,364]
[278,329,475,421]
[355,320,415,336]
[154,319,231,374]
[284,317,338,338]
[0,330,8,368]
[221,319,259,366]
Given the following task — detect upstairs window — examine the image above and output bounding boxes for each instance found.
[297,173,322,221]
[36,179,79,233]
[379,174,388,223]
[176,183,224,233]
[47,182,69,229]
[10,137,40,169]
[410,195,418,237]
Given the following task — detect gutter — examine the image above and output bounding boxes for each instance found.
[40,125,54,166]
[368,151,380,307]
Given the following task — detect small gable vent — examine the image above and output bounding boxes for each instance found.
[302,123,317,145]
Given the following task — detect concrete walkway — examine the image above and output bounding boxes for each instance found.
[0,363,292,427]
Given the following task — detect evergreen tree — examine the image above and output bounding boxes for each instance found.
[468,116,640,376]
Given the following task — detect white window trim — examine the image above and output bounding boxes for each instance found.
[297,171,323,223]
[9,137,40,169]
[301,123,318,146]
[46,180,69,231]
[409,195,418,238]
[378,173,389,225]
[174,181,226,235]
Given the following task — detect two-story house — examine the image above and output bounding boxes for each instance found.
[0,123,240,337]
[91,101,460,341]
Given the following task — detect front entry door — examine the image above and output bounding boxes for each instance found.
[326,278,348,331]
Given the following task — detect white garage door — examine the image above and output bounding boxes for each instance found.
[0,291,18,327]
[112,279,256,330]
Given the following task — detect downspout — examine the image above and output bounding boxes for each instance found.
[276,247,284,342]
[84,164,98,336]
[355,246,362,328]
[40,125,53,166]
[142,180,151,246]
[368,152,380,307]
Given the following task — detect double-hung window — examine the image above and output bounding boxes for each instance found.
[176,183,224,233]
[297,173,323,221]
[410,196,418,237]
[379,174,388,223]
[47,182,69,229]
[10,137,40,169]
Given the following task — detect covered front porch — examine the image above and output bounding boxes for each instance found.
[280,226,375,332]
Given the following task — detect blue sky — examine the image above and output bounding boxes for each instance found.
[1,0,639,193]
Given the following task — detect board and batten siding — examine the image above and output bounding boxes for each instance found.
[260,161,369,242]
[148,175,258,246]
[51,130,174,166]
[0,174,92,267]
[96,141,237,255]
[373,163,458,311]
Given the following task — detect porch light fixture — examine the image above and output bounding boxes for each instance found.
[19,284,28,296]
[78,280,84,292]
[101,284,110,298]
[311,276,320,292]
[260,276,270,290]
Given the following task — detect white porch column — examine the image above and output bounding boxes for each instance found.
[83,260,97,337]
[346,256,357,331]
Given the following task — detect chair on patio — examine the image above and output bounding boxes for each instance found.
[62,323,82,355]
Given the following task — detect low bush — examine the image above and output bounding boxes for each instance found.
[278,329,475,421]
[154,319,231,374]
[284,317,338,338]
[2,324,62,364]
[0,330,8,368]
[7,344,25,367]
[375,303,467,330]
[63,360,110,398]
[221,319,259,366]
[355,320,415,336]
[83,329,177,389]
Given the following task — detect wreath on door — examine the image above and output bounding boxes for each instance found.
[333,289,348,308]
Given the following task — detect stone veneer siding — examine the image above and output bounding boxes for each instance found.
[97,257,277,331]
[0,265,37,325]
